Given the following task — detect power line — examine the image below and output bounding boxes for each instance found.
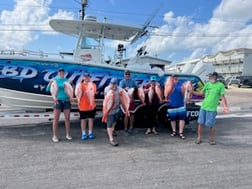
[0,28,251,38]
[0,3,251,24]
[149,32,252,38]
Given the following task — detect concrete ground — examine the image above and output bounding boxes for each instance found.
[0,116,252,189]
[0,86,251,189]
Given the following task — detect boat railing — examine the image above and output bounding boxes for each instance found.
[0,49,72,60]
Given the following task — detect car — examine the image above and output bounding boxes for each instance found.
[226,76,240,86]
[217,75,228,89]
[238,76,252,88]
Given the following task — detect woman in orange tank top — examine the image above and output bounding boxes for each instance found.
[75,73,97,140]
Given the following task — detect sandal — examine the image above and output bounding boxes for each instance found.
[179,133,185,139]
[109,140,119,147]
[170,131,177,137]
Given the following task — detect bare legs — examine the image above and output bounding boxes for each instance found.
[52,108,71,141]
[124,114,134,131]
[170,120,185,139]
[52,109,60,138]
[107,123,116,142]
[81,118,94,134]
[196,124,216,144]
[63,109,71,136]
[107,123,118,146]
[196,124,204,140]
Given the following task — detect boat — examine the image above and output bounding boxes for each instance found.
[0,1,204,125]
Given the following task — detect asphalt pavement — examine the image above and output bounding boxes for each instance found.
[0,116,252,189]
[0,86,252,189]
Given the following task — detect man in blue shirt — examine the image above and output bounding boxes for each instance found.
[165,74,187,139]
[119,70,138,135]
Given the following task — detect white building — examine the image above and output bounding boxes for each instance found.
[202,48,252,78]
[167,48,252,79]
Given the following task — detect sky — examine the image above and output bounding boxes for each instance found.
[1,0,252,63]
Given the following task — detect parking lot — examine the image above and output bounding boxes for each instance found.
[0,87,252,189]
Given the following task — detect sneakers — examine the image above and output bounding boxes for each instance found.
[209,140,216,145]
[52,135,72,142]
[52,136,59,143]
[81,133,88,140]
[124,130,130,136]
[88,133,95,139]
[66,135,72,141]
[195,138,201,144]
[81,133,95,140]
[128,128,134,135]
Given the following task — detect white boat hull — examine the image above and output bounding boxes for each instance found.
[0,87,103,111]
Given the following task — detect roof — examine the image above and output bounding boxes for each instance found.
[49,19,143,42]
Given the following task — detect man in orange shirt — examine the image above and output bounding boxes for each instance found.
[76,73,97,140]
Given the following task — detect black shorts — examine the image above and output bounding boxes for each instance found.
[79,108,96,119]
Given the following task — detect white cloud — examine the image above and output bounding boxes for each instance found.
[0,0,74,50]
[142,0,252,62]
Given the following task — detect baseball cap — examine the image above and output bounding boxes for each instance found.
[58,68,65,72]
[84,72,90,77]
[124,70,130,75]
[150,75,157,81]
[207,72,218,77]
[171,74,178,77]
[110,78,118,85]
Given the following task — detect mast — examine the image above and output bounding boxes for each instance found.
[81,0,88,20]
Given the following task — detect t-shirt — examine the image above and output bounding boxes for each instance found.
[104,85,120,115]
[119,79,138,89]
[169,81,184,108]
[201,81,225,111]
[46,77,69,101]
[78,82,97,111]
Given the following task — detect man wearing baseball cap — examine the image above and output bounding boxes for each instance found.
[119,70,139,136]
[192,71,229,145]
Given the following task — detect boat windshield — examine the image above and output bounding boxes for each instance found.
[80,37,99,49]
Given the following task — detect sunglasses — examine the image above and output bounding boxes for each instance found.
[125,73,130,75]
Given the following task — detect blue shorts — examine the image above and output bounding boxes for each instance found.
[107,112,120,128]
[53,100,71,111]
[167,106,186,121]
[197,109,217,127]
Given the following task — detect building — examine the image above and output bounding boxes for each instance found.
[167,48,252,79]
[202,48,252,78]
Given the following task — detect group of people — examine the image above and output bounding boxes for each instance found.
[46,68,229,146]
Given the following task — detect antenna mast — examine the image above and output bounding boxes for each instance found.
[81,0,88,20]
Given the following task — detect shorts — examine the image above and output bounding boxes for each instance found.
[167,106,186,121]
[79,108,96,119]
[54,100,71,111]
[107,112,120,128]
[197,109,217,127]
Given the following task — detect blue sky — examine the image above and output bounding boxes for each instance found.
[1,0,252,63]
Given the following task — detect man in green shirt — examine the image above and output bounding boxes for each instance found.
[192,72,229,145]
